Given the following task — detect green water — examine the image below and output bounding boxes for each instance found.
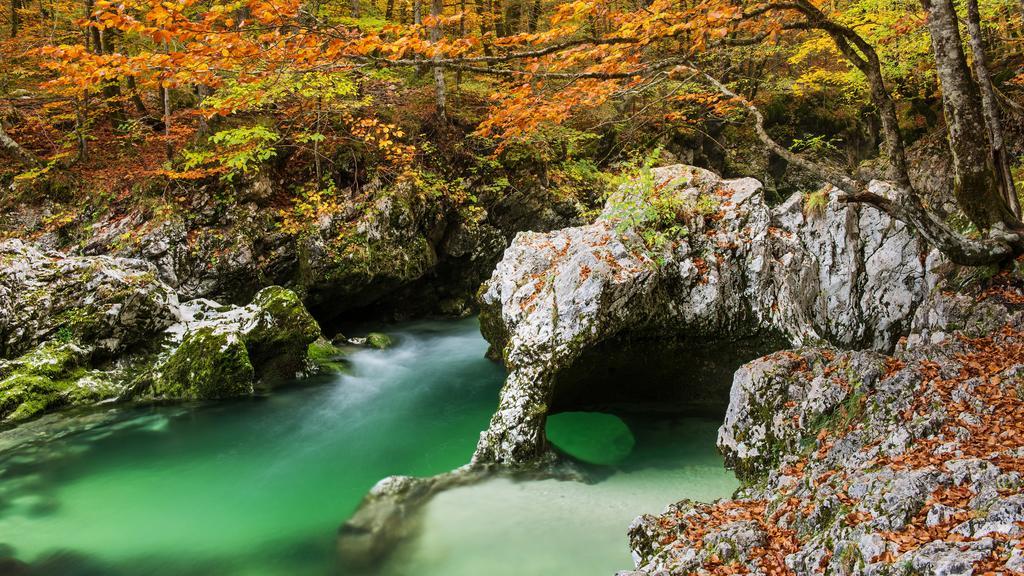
[0,317,737,576]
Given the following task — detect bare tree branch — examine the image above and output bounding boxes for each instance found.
[695,64,1020,266]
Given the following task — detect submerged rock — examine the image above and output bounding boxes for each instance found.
[474,165,930,466]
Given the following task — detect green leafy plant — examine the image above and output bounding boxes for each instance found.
[181,125,279,182]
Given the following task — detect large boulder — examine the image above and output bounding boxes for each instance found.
[474,165,930,466]
[148,286,322,399]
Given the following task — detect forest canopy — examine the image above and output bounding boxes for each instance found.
[2,0,1024,264]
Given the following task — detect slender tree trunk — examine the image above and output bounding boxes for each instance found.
[84,0,100,52]
[527,0,539,32]
[785,1,910,187]
[126,76,150,117]
[98,30,127,130]
[492,0,505,36]
[456,0,465,87]
[75,95,87,161]
[162,84,172,159]
[350,0,360,18]
[922,0,1017,229]
[10,0,20,37]
[430,0,446,119]
[196,84,209,137]
[503,0,520,34]
[384,0,394,19]
[966,0,1020,217]
[473,0,494,58]
[0,122,38,167]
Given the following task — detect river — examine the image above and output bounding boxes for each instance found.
[0,317,736,575]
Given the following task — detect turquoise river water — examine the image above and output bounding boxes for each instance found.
[0,317,737,575]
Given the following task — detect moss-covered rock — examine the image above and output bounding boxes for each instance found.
[0,340,118,422]
[366,333,393,350]
[242,286,321,384]
[153,327,254,400]
[147,286,322,397]
[307,338,349,374]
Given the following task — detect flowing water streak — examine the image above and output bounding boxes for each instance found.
[0,317,737,576]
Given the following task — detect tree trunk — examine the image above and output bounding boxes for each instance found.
[430,0,446,119]
[473,0,494,57]
[966,0,1020,217]
[98,30,128,130]
[527,0,539,32]
[162,84,173,160]
[385,0,394,19]
[10,0,20,37]
[783,1,910,187]
[126,76,151,117]
[503,0,521,34]
[921,0,1017,229]
[0,122,38,167]
[350,0,360,18]
[84,0,101,52]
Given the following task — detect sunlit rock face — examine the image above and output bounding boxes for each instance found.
[474,165,931,467]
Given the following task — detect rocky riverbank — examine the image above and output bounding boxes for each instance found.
[622,286,1024,575]
[0,239,329,423]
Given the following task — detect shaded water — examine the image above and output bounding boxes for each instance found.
[0,318,737,575]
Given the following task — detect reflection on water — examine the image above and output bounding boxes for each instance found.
[0,317,737,576]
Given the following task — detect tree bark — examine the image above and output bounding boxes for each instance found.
[966,0,1020,218]
[430,0,447,119]
[162,84,173,160]
[98,30,128,130]
[0,122,38,167]
[384,0,394,19]
[921,0,1017,229]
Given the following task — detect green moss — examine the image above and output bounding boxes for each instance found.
[247,286,321,358]
[0,340,95,421]
[154,328,254,400]
[366,333,393,349]
[307,338,349,373]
